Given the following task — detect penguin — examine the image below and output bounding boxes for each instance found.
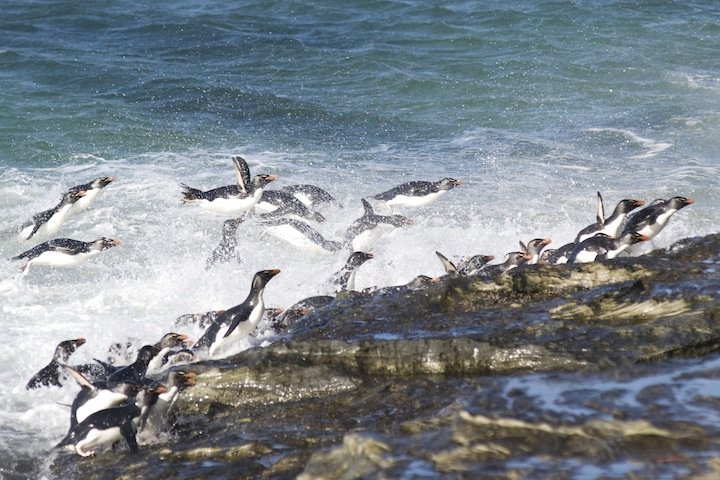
[457,254,495,276]
[279,184,337,208]
[11,237,121,274]
[478,252,530,279]
[435,251,460,276]
[519,238,552,265]
[541,242,576,265]
[136,370,196,445]
[331,251,374,292]
[262,218,343,253]
[106,345,162,392]
[269,295,334,333]
[575,193,645,243]
[193,269,281,357]
[17,189,87,241]
[67,176,114,214]
[568,232,649,263]
[146,333,192,376]
[26,338,86,389]
[256,190,326,223]
[56,385,166,457]
[206,216,245,269]
[369,177,462,210]
[621,196,694,241]
[62,365,132,429]
[344,199,414,252]
[175,310,225,330]
[403,275,441,290]
[180,173,277,215]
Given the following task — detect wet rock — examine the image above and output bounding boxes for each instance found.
[49,233,720,479]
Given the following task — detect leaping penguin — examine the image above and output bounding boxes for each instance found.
[11,237,121,274]
[575,192,645,243]
[18,189,87,241]
[621,196,694,241]
[369,177,462,210]
[568,232,649,263]
[344,199,413,252]
[331,251,374,292]
[26,338,86,389]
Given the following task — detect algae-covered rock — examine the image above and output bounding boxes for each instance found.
[50,234,720,479]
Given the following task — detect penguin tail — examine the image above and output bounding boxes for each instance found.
[180,184,203,202]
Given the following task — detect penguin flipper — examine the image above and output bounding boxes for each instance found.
[596,191,605,224]
[121,419,139,453]
[435,251,458,275]
[232,156,251,193]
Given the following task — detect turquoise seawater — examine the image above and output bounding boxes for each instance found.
[0,1,719,477]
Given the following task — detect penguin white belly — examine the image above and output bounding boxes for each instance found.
[253,200,278,214]
[265,224,327,253]
[386,191,445,208]
[74,427,123,457]
[351,224,395,252]
[637,209,675,239]
[209,303,265,357]
[291,192,313,207]
[572,250,598,264]
[197,196,256,215]
[32,250,97,268]
[71,189,101,213]
[77,391,127,424]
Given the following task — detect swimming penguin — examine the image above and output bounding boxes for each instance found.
[263,218,343,253]
[621,196,694,241]
[11,237,121,274]
[575,193,645,243]
[568,232,649,263]
[26,338,86,389]
[344,199,414,252]
[180,173,277,215]
[278,184,337,208]
[206,216,245,269]
[519,238,552,265]
[193,269,281,357]
[17,189,87,241]
[57,384,165,457]
[369,177,462,210]
[256,190,326,223]
[331,251,374,292]
[106,345,161,392]
[67,176,115,214]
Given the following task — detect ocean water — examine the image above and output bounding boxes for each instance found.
[1,1,719,477]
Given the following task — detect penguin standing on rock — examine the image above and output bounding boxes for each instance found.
[369,177,462,210]
[11,237,121,274]
[26,338,86,389]
[193,269,281,358]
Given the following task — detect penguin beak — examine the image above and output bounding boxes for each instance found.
[110,239,122,246]
[75,338,87,346]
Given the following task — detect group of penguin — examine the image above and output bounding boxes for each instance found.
[15,155,693,458]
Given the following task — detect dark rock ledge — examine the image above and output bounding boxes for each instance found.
[51,233,720,479]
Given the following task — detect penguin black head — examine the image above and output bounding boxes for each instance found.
[616,199,645,214]
[222,216,245,234]
[347,251,374,267]
[626,232,650,245]
[136,345,162,365]
[252,174,278,191]
[155,333,191,350]
[252,269,281,290]
[92,237,122,251]
[62,189,87,205]
[387,214,414,227]
[55,337,87,363]
[667,196,694,210]
[91,176,115,189]
[439,177,462,190]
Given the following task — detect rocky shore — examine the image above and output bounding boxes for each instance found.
[51,233,720,479]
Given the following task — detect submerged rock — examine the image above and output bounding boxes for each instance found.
[50,233,720,479]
